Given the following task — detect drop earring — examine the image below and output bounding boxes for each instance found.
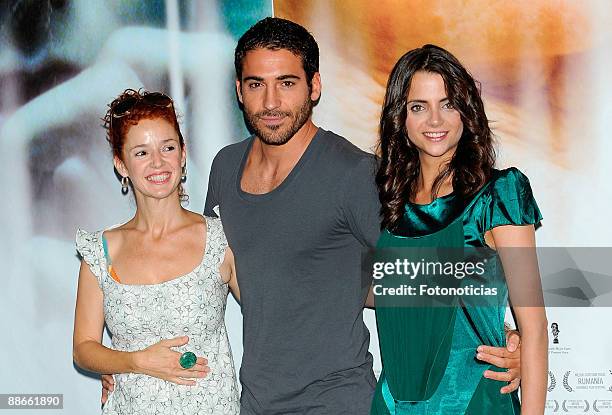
[181,165,187,183]
[121,176,129,195]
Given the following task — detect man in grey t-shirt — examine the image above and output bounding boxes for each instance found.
[205,127,380,414]
[205,17,524,414]
[102,17,523,414]
[204,17,380,414]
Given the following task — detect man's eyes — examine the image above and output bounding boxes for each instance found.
[247,81,296,88]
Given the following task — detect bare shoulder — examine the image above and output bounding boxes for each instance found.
[101,221,134,250]
[178,210,208,245]
[184,210,206,230]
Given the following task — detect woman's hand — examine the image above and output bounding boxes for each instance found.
[99,336,210,404]
[132,336,210,386]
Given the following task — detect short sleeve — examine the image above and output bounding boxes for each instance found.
[341,155,382,248]
[483,167,543,232]
[205,211,229,266]
[75,229,105,287]
[204,151,222,217]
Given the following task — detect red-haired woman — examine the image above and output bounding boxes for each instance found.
[72,89,239,414]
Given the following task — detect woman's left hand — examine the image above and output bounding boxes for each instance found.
[476,330,521,393]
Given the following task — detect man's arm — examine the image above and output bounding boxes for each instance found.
[340,155,381,309]
[477,329,523,393]
[365,286,375,309]
[341,155,381,249]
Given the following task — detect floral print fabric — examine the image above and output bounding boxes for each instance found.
[75,215,239,414]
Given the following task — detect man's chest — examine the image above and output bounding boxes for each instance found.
[239,165,293,194]
[218,189,350,257]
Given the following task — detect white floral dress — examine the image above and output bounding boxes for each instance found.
[76,214,239,414]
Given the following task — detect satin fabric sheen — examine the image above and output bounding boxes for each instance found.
[371,168,542,414]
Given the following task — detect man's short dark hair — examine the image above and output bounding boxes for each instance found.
[234,17,319,86]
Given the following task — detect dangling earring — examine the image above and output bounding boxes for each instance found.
[181,164,187,183]
[121,176,129,195]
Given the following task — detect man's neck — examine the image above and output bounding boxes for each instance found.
[251,120,318,171]
[241,120,318,194]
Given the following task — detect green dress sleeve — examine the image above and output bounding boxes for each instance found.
[483,167,543,232]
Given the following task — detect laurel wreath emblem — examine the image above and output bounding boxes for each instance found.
[563,371,573,392]
[548,371,556,392]
[562,400,589,412]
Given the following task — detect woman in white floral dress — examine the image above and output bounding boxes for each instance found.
[72,89,240,414]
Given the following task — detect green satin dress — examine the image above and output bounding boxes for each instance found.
[371,168,542,415]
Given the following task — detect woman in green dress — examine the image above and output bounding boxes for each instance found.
[371,45,548,414]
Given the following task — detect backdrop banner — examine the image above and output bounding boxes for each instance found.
[276,1,612,413]
[1,1,610,414]
[0,1,270,413]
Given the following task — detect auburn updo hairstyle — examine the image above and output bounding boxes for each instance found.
[102,88,188,203]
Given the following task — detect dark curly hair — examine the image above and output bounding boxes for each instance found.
[377,44,495,231]
[234,17,319,87]
[102,88,188,203]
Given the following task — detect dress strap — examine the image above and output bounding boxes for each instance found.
[206,207,228,252]
[75,229,105,288]
[101,233,121,283]
[102,234,110,261]
[204,210,229,274]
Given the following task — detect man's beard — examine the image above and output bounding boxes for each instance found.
[244,98,313,146]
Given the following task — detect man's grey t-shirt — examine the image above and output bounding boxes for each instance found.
[204,128,381,414]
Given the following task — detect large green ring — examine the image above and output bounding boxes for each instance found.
[179,351,197,369]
